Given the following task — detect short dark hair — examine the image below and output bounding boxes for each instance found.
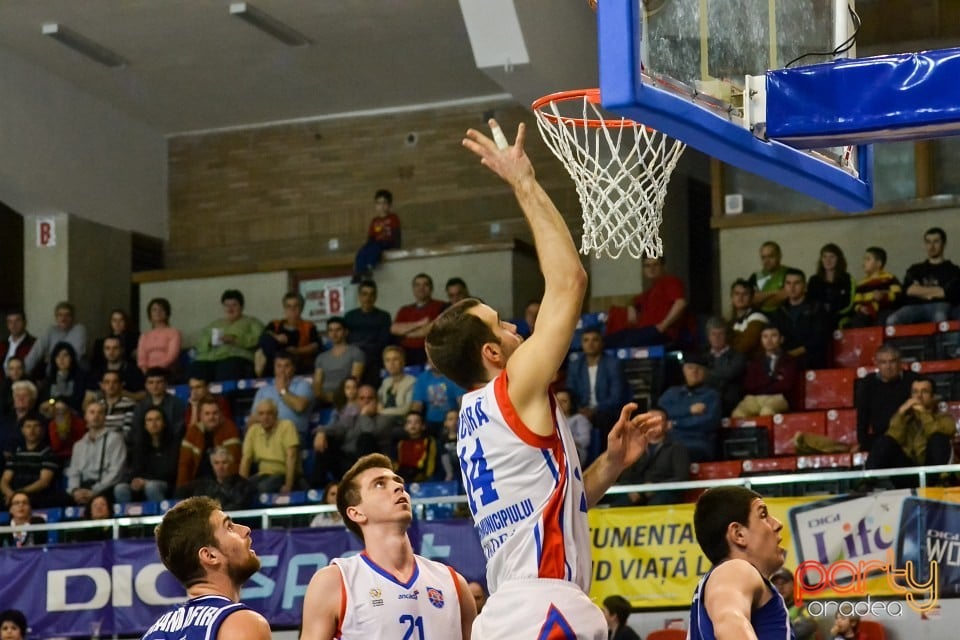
[338,453,396,542]
[273,350,296,365]
[865,246,887,267]
[913,376,935,393]
[445,277,467,290]
[6,309,25,322]
[102,335,123,350]
[54,301,75,315]
[425,299,499,389]
[602,595,632,626]
[0,609,27,637]
[581,326,603,338]
[326,316,346,329]
[412,273,433,288]
[374,189,393,204]
[220,289,244,306]
[100,369,122,384]
[147,297,172,318]
[358,279,378,293]
[144,367,169,382]
[283,291,305,307]
[783,267,806,282]
[155,497,221,588]
[760,241,782,256]
[925,227,947,243]
[730,278,754,294]
[694,486,762,565]
[554,387,579,412]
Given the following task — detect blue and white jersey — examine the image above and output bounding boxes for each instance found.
[457,372,590,595]
[689,566,794,640]
[141,594,248,640]
[333,552,463,639]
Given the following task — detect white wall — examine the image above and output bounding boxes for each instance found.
[22,213,70,336]
[0,47,167,238]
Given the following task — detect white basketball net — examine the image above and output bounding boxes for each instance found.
[534,94,685,259]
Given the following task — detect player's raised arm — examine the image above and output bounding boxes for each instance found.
[453,571,478,639]
[702,559,765,640]
[462,120,586,429]
[300,565,343,640]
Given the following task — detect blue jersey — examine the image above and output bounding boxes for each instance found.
[689,566,794,640]
[141,595,249,640]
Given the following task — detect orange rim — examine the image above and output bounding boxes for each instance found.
[531,88,641,129]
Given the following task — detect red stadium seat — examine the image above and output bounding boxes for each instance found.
[773,412,826,455]
[832,327,883,368]
[804,368,856,410]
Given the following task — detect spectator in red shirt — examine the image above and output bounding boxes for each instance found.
[606,256,688,348]
[353,189,402,280]
[391,273,446,366]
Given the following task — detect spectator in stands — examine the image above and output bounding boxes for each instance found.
[353,188,402,280]
[313,384,393,474]
[445,277,471,305]
[313,316,364,404]
[181,445,256,510]
[411,365,464,437]
[606,256,688,348]
[2,381,39,463]
[391,273,446,366]
[555,387,593,465]
[887,227,960,325]
[176,397,242,490]
[703,316,747,415]
[1,310,34,382]
[309,481,342,528]
[66,402,127,506]
[184,372,231,437]
[394,411,437,483]
[191,289,264,382]
[256,291,320,376]
[770,568,817,640]
[67,493,115,542]
[240,398,301,494]
[772,268,832,369]
[309,376,360,487]
[88,335,145,396]
[866,377,954,471]
[0,610,27,640]
[1,414,62,508]
[512,299,541,339]
[857,347,918,462]
[253,350,314,445]
[113,407,178,504]
[732,325,800,417]
[658,353,721,462]
[617,421,690,506]
[344,279,394,388]
[24,301,88,376]
[468,581,488,615]
[137,297,182,374]
[42,342,89,414]
[748,241,792,313]
[830,612,865,640]
[439,409,460,483]
[0,357,26,417]
[47,397,85,465]
[378,345,416,424]
[91,309,139,372]
[850,246,902,327]
[1,492,47,547]
[729,279,768,356]
[84,370,138,444]
[807,243,854,329]
[567,327,630,435]
[601,595,640,640]
[131,367,186,443]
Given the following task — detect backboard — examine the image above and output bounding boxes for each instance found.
[598,0,871,210]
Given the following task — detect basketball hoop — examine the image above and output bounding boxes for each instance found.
[532,88,685,259]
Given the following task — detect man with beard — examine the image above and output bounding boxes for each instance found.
[142,496,271,640]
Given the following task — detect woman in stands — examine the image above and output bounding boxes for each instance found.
[113,407,179,504]
[807,243,854,329]
[0,609,28,640]
[41,343,88,415]
[46,396,86,464]
[66,493,115,542]
[92,309,140,371]
[309,481,342,528]
[1,491,47,547]
[137,297,182,374]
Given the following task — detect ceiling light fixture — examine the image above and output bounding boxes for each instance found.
[229,2,311,47]
[41,23,127,68]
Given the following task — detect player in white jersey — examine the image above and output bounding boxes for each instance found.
[425,120,665,639]
[144,496,271,640]
[300,453,476,639]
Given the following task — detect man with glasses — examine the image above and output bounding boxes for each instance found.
[855,344,916,454]
[606,255,688,348]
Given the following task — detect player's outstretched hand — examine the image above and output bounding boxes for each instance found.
[462,119,535,189]
[606,404,665,470]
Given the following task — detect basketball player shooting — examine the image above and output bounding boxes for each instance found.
[425,120,665,639]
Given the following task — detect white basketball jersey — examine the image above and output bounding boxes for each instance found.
[332,553,463,640]
[458,372,590,595]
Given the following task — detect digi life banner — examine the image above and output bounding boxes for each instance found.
[0,521,485,638]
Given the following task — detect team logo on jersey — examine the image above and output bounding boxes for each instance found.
[369,588,384,607]
[398,589,419,601]
[426,587,444,609]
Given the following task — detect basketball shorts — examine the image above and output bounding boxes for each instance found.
[471,578,606,640]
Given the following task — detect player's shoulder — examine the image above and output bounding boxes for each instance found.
[706,558,765,591]
[217,608,271,640]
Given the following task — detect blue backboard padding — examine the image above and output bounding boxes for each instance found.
[597,0,873,212]
[767,48,960,147]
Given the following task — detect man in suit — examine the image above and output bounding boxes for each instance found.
[567,327,630,436]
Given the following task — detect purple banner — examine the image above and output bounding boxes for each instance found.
[0,521,485,637]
